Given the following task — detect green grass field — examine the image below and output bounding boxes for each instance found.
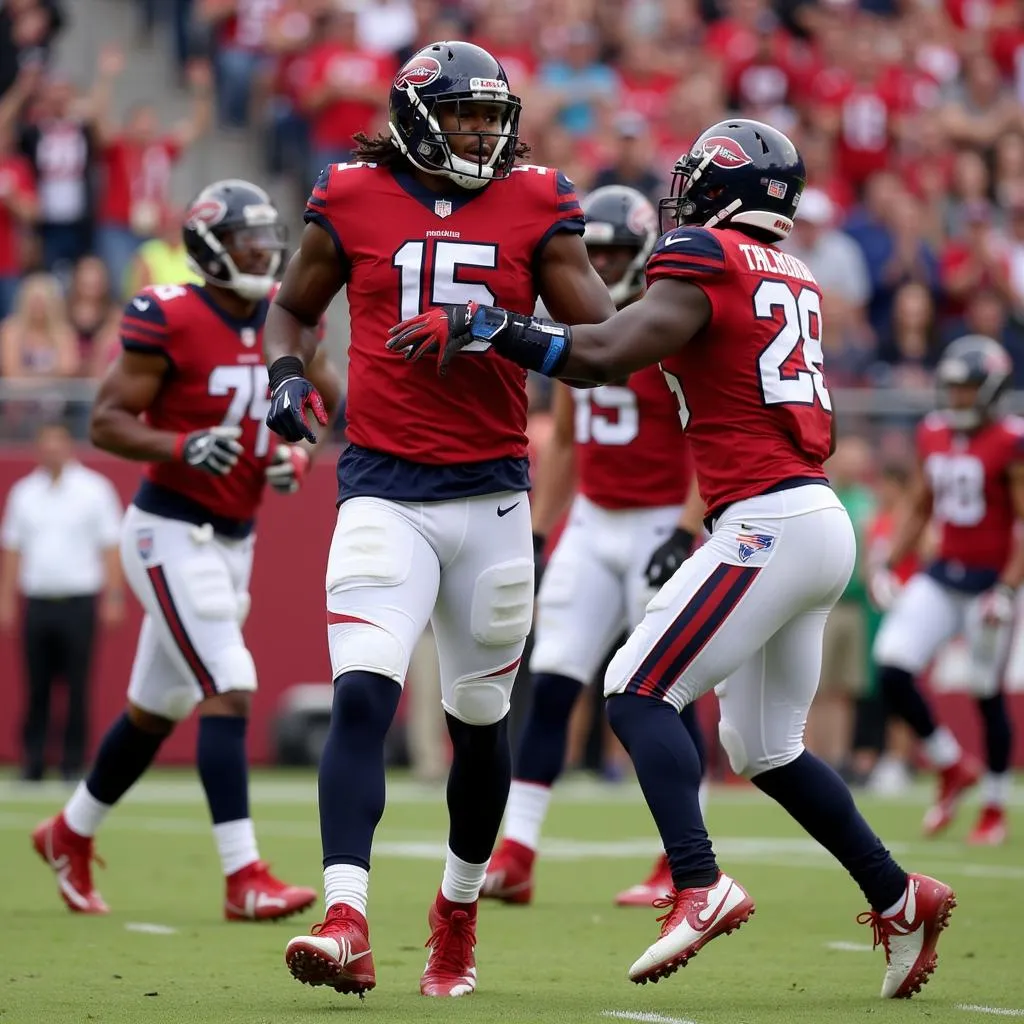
[1,770,1021,1024]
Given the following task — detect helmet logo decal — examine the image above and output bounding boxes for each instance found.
[186,198,227,228]
[395,55,442,89]
[703,136,753,169]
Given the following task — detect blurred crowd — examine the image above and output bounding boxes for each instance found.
[2,0,1024,393]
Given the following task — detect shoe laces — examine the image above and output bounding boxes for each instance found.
[426,909,476,976]
[653,891,684,935]
[856,910,891,953]
[312,904,357,935]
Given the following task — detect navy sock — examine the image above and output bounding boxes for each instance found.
[606,693,717,890]
[197,715,250,824]
[515,673,583,785]
[752,751,907,911]
[320,670,401,870]
[878,664,936,739]
[446,712,512,864]
[976,694,1013,775]
[85,712,166,806]
[679,702,706,776]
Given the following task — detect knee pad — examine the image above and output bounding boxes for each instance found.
[717,718,750,777]
[179,554,236,620]
[445,663,518,726]
[128,679,199,723]
[326,502,413,592]
[328,619,408,684]
[471,559,534,646]
[211,644,257,694]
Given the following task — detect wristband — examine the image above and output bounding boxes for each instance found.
[473,307,573,377]
[268,355,305,392]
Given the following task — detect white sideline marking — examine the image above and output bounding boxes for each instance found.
[956,1006,1024,1017]
[125,922,177,935]
[825,941,874,952]
[603,1011,699,1024]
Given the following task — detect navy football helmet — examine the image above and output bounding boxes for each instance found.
[936,334,1013,430]
[582,185,658,307]
[183,179,286,301]
[659,119,805,242]
[388,40,522,191]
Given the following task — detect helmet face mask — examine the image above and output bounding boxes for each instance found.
[389,42,522,191]
[183,180,287,301]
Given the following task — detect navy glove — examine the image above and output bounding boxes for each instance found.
[266,356,328,444]
[387,302,572,377]
[644,527,696,589]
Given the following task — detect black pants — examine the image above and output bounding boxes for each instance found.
[21,595,97,780]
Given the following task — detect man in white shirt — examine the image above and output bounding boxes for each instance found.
[0,421,124,781]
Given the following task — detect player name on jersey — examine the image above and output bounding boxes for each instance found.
[736,243,816,283]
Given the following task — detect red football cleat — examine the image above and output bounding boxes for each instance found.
[858,872,956,998]
[967,805,1007,846]
[224,860,317,921]
[615,853,673,907]
[285,903,376,996]
[922,756,981,837]
[481,838,535,905]
[420,892,478,997]
[32,814,108,915]
[628,872,755,984]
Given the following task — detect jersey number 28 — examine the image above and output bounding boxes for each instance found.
[661,280,832,428]
[393,240,497,353]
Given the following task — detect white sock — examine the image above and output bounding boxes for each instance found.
[324,863,369,917]
[698,779,709,817]
[882,889,907,918]
[981,772,1010,808]
[923,726,961,769]
[212,818,259,876]
[503,780,552,852]
[441,848,487,904]
[64,782,112,838]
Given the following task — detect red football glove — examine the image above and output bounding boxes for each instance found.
[387,301,479,375]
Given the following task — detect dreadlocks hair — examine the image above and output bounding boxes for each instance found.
[351,131,531,168]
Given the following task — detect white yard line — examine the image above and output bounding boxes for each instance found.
[124,922,177,935]
[602,1011,699,1024]
[956,1006,1024,1017]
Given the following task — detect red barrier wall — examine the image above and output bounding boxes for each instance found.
[1,445,1022,767]
[0,446,340,767]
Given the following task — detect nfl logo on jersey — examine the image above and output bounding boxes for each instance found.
[737,532,774,563]
[434,199,453,219]
[136,528,155,561]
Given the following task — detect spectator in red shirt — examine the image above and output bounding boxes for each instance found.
[300,7,393,181]
[95,59,212,299]
[0,82,37,320]
[202,0,282,128]
[940,201,1013,320]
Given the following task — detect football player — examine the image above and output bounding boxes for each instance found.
[871,335,1022,845]
[262,42,616,997]
[32,179,340,921]
[482,185,709,909]
[390,119,956,999]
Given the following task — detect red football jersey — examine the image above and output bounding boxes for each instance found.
[306,161,584,466]
[120,283,278,523]
[571,366,692,510]
[649,226,831,518]
[917,412,1024,572]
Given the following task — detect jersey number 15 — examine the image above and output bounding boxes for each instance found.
[393,240,497,353]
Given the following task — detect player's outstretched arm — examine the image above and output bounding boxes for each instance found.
[883,465,933,572]
[264,223,346,443]
[90,350,179,461]
[388,279,710,384]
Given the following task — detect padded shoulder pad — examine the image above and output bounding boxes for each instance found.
[120,289,174,358]
[646,227,727,285]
